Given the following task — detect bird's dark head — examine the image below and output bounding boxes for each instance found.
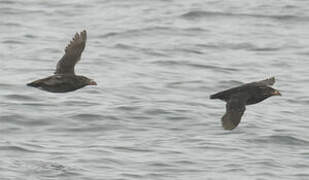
[263,86,281,97]
[78,76,97,86]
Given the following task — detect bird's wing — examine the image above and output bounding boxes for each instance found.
[221,94,247,130]
[253,77,275,86]
[55,30,87,75]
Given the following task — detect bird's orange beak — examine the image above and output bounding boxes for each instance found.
[89,80,97,85]
[272,90,281,96]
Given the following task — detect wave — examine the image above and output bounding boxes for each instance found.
[112,146,153,153]
[152,60,239,72]
[181,10,309,22]
[16,160,83,177]
[5,94,39,101]
[99,26,173,38]
[2,40,25,44]
[250,135,309,146]
[197,43,282,52]
[0,7,48,16]
[0,145,40,153]
[99,26,208,40]
[70,113,106,121]
[0,0,16,5]
[112,43,168,57]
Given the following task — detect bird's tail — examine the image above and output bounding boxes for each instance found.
[27,81,40,87]
[210,92,223,99]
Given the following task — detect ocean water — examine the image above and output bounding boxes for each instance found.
[1,0,309,179]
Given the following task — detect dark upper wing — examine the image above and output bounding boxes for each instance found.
[252,77,275,86]
[210,77,275,100]
[210,86,242,101]
[55,30,87,75]
[221,94,247,130]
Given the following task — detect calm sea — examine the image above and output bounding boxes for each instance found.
[1,0,309,179]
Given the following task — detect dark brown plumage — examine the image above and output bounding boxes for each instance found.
[210,77,281,130]
[27,30,97,93]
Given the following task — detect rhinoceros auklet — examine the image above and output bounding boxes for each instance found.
[210,77,281,130]
[27,30,96,93]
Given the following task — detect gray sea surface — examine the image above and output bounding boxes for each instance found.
[1,0,309,179]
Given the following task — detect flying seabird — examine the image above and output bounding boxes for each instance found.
[27,30,97,92]
[210,77,281,130]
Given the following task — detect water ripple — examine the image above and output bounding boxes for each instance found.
[181,10,309,22]
[4,94,39,101]
[152,60,238,72]
[71,113,105,121]
[249,135,309,146]
[0,145,35,153]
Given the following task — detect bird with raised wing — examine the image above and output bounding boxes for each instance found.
[27,30,97,92]
[210,77,281,130]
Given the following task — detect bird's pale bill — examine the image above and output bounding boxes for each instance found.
[89,80,97,85]
[272,90,281,96]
